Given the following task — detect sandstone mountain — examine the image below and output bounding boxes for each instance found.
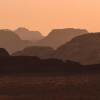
[54,33,100,65]
[35,28,88,49]
[13,32,100,65]
[0,29,32,53]
[12,46,54,59]
[15,27,44,42]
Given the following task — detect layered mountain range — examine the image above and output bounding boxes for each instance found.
[35,28,88,49]
[0,28,87,53]
[13,31,100,65]
[1,27,100,65]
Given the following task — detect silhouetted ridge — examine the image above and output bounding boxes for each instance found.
[13,46,54,59]
[13,32,100,65]
[54,33,100,65]
[0,29,33,53]
[35,28,88,48]
[15,27,44,42]
[0,56,83,74]
[0,56,99,74]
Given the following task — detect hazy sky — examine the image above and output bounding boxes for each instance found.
[0,0,100,35]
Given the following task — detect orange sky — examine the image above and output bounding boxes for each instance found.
[0,0,100,35]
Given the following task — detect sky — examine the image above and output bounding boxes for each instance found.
[0,0,100,35]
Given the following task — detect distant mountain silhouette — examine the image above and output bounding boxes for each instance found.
[13,46,54,59]
[15,27,44,42]
[0,48,9,56]
[54,33,100,65]
[13,32,100,65]
[35,28,88,48]
[0,29,32,53]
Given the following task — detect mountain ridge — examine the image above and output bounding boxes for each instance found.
[54,32,100,65]
[13,32,100,65]
[15,27,44,42]
[35,28,88,49]
[0,29,33,53]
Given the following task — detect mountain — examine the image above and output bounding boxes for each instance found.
[12,46,54,59]
[12,32,100,65]
[0,29,32,53]
[54,33,100,65]
[0,48,9,56]
[35,28,88,49]
[15,27,44,42]
[0,56,85,74]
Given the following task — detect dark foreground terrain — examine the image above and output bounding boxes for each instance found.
[0,56,100,100]
[0,74,100,100]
